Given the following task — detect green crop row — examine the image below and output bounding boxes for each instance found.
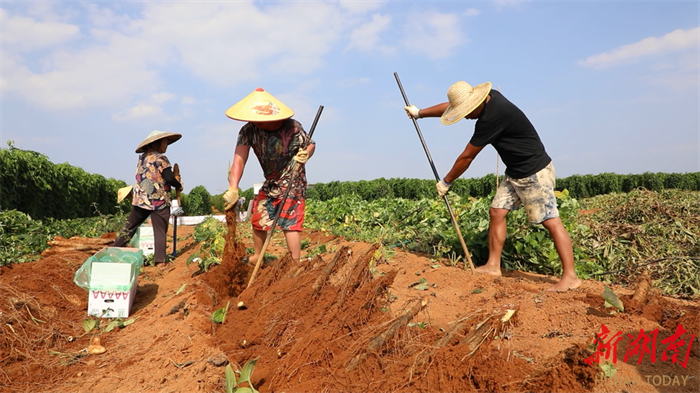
[305,189,700,298]
[304,191,585,278]
[0,209,127,266]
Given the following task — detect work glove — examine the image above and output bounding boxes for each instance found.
[223,187,239,211]
[404,105,420,119]
[293,148,310,164]
[436,178,451,198]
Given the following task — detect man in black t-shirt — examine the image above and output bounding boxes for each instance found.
[404,81,581,292]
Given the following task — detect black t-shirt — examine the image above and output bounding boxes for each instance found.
[470,90,551,179]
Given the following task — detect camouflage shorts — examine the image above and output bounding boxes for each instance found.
[491,161,558,224]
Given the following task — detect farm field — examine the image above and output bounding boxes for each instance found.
[1,205,699,393]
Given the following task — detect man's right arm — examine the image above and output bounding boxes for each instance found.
[444,143,485,184]
[405,102,450,119]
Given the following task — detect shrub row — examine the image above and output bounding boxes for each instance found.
[1,143,127,220]
[306,172,700,201]
[4,141,697,218]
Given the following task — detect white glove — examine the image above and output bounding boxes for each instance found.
[293,148,309,164]
[404,105,420,119]
[436,179,451,197]
[223,187,239,211]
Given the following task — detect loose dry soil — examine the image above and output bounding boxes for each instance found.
[1,212,698,393]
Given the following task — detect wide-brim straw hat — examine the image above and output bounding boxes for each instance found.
[440,81,492,125]
[225,87,294,122]
[135,130,182,153]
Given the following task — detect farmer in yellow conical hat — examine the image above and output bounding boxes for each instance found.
[223,88,316,265]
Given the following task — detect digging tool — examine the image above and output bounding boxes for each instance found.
[246,105,324,289]
[171,163,183,256]
[173,163,182,205]
[393,72,476,273]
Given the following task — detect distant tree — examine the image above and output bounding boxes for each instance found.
[183,185,212,216]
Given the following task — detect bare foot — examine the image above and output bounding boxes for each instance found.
[156,261,174,273]
[475,265,502,277]
[547,276,582,292]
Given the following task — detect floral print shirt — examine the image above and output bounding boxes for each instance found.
[131,152,172,210]
[237,119,314,199]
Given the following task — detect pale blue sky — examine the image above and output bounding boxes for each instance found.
[2,0,698,195]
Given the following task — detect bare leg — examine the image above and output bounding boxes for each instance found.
[476,207,509,276]
[284,230,301,261]
[542,217,582,291]
[249,228,266,265]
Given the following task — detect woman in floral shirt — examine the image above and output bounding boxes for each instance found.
[224,88,315,265]
[113,130,182,265]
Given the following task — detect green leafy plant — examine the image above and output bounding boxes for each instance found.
[305,244,327,259]
[602,286,624,312]
[0,209,128,266]
[186,217,227,271]
[413,278,429,291]
[103,318,137,332]
[83,318,99,333]
[82,317,137,333]
[211,301,230,324]
[600,362,617,378]
[226,357,260,393]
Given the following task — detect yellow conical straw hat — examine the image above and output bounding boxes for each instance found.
[225,87,294,122]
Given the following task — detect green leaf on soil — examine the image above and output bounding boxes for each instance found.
[414,277,429,291]
[602,286,624,312]
[238,356,260,385]
[225,364,237,393]
[211,301,230,324]
[103,317,137,333]
[82,319,98,333]
[601,362,617,378]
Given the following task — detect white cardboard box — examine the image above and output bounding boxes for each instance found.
[138,225,155,256]
[87,261,138,318]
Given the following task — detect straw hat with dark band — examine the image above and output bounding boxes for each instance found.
[225,87,294,122]
[135,130,182,153]
[440,81,492,125]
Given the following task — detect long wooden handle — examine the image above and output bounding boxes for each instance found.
[173,163,181,205]
[394,72,475,273]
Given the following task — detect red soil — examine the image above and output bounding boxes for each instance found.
[1,217,698,393]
